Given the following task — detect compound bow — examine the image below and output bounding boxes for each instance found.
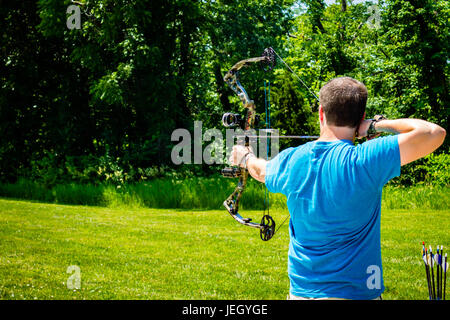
[221,48,277,241]
[221,47,319,241]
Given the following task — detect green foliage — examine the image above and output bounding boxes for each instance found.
[422,153,450,186]
[382,185,450,210]
[391,153,450,186]
[0,178,447,212]
[30,152,64,188]
[0,0,448,186]
[64,155,101,184]
[286,0,449,127]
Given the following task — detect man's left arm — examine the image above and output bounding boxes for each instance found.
[246,156,267,183]
[228,145,267,183]
[230,144,292,194]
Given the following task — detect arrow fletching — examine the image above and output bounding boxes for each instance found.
[429,246,434,267]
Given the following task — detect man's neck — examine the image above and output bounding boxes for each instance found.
[318,125,356,142]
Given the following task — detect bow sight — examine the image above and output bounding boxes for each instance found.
[221,112,243,128]
[222,112,260,129]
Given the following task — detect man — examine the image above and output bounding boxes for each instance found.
[229,77,446,300]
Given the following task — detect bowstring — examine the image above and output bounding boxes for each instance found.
[264,74,290,238]
[268,47,319,236]
[263,80,270,220]
[270,48,320,102]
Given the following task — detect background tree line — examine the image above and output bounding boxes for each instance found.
[0,0,448,188]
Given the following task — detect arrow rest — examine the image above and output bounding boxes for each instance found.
[221,167,242,178]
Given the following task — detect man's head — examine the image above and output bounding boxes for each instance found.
[319,77,368,129]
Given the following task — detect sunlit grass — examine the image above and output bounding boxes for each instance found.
[0,198,448,300]
[0,199,290,300]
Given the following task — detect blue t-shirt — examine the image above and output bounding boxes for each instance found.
[265,135,400,300]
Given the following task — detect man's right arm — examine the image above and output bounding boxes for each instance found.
[373,119,446,166]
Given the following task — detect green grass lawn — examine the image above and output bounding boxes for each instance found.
[0,198,448,300]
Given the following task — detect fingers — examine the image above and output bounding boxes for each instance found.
[357,119,373,138]
[229,145,254,166]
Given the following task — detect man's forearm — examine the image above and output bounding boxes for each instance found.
[375,118,446,166]
[246,156,267,183]
[375,118,442,135]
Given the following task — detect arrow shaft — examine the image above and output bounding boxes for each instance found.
[235,135,319,139]
[444,254,447,300]
[430,248,436,299]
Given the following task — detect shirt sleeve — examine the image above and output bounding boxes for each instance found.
[265,147,295,195]
[355,135,401,188]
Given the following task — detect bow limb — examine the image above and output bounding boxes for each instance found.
[223,171,260,229]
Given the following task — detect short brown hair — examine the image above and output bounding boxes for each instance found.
[319,77,367,128]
